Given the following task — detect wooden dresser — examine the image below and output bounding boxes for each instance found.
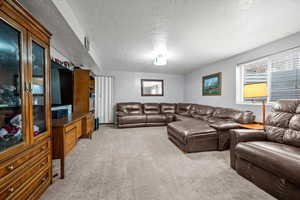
[0,0,52,199]
[52,112,93,179]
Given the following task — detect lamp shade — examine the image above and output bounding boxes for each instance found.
[244,82,267,98]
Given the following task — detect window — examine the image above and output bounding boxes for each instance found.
[237,47,300,104]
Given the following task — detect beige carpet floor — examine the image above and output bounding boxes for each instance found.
[41,125,274,200]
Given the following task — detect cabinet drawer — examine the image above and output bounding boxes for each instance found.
[65,120,80,133]
[64,127,76,155]
[64,120,82,139]
[0,139,50,181]
[12,168,50,200]
[0,154,50,200]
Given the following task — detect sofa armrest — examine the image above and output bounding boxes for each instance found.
[191,114,209,121]
[230,129,266,169]
[231,129,266,143]
[210,122,240,131]
[116,112,126,125]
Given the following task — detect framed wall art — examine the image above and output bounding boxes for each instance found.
[141,79,164,96]
[202,72,222,96]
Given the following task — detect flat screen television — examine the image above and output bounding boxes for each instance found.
[51,61,73,107]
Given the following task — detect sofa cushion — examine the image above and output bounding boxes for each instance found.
[146,114,166,123]
[161,103,176,114]
[191,114,210,121]
[213,108,235,119]
[212,107,254,124]
[190,104,214,116]
[176,103,193,116]
[118,115,146,125]
[265,100,300,145]
[117,102,143,115]
[174,114,192,121]
[272,99,300,113]
[283,129,300,148]
[165,114,175,123]
[265,125,300,147]
[239,111,255,124]
[289,114,300,130]
[229,111,244,122]
[265,126,285,143]
[207,117,234,124]
[266,112,293,128]
[143,103,160,114]
[235,141,300,186]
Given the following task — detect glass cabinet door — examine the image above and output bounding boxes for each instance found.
[29,38,48,139]
[0,17,27,152]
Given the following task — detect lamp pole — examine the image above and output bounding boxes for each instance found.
[262,100,266,125]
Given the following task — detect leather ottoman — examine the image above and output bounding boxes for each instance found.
[167,119,218,152]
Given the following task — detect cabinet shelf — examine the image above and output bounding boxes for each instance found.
[0,104,20,108]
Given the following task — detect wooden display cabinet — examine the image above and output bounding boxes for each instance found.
[0,0,52,198]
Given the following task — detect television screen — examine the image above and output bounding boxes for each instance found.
[51,61,61,105]
[51,61,73,106]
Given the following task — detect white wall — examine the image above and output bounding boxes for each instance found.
[50,47,71,63]
[102,70,184,105]
[51,0,102,69]
[184,31,300,122]
[19,0,101,74]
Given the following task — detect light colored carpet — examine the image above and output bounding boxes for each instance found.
[41,125,275,200]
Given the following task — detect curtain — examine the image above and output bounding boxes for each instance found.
[95,76,114,124]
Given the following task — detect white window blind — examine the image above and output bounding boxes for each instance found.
[237,47,300,104]
[269,50,300,101]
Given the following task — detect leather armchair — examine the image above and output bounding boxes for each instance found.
[231,100,300,200]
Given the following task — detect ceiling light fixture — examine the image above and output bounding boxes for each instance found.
[154,54,167,66]
[239,0,254,10]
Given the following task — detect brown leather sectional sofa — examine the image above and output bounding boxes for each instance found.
[230,100,300,200]
[116,102,255,152]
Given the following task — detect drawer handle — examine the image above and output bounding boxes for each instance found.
[8,187,14,193]
[41,146,47,151]
[7,165,14,171]
[40,162,47,167]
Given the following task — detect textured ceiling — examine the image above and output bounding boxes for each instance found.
[31,0,300,74]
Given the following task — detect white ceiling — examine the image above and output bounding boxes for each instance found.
[37,0,300,74]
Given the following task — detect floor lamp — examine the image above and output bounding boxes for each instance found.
[243,83,268,125]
